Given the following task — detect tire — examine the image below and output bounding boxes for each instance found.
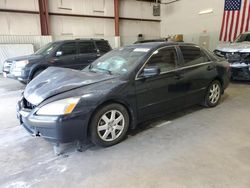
[90,103,129,147]
[203,80,222,107]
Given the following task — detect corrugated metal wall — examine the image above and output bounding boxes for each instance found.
[0,35,52,50]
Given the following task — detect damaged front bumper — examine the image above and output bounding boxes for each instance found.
[230,62,250,80]
[16,98,90,143]
[214,50,250,80]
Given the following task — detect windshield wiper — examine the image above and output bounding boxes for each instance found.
[91,67,112,75]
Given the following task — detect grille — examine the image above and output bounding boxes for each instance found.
[23,98,36,110]
[215,50,250,63]
[226,53,241,62]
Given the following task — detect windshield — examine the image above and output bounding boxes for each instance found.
[235,33,250,43]
[35,42,58,55]
[87,47,150,75]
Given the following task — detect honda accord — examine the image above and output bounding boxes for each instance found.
[17,42,230,147]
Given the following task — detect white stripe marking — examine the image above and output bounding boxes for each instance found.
[156,121,172,128]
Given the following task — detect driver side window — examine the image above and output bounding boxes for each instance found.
[146,47,177,73]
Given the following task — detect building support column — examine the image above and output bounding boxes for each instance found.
[38,0,50,35]
[114,0,120,47]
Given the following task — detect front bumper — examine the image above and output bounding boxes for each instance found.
[3,71,29,83]
[230,63,250,80]
[17,100,90,143]
[2,62,30,83]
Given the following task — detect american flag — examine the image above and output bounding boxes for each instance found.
[219,0,250,42]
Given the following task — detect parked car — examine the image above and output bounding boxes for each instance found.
[2,39,112,84]
[214,32,250,80]
[17,42,230,147]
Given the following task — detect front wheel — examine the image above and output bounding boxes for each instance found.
[90,103,129,147]
[204,80,222,107]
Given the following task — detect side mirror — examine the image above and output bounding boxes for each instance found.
[142,66,160,78]
[56,51,63,57]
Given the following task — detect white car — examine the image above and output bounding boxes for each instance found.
[214,32,250,80]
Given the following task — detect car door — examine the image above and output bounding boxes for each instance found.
[52,42,78,69]
[77,41,99,69]
[135,46,185,121]
[177,45,215,106]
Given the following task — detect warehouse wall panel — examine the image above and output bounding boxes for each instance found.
[120,20,160,45]
[0,12,40,35]
[0,0,160,48]
[0,0,38,11]
[48,0,114,17]
[160,0,224,50]
[48,0,160,46]
[50,15,115,47]
[120,0,157,19]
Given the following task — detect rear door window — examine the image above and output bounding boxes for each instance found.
[79,42,96,54]
[179,46,210,66]
[95,41,111,53]
[59,42,77,56]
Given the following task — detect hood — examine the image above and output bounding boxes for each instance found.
[24,67,116,105]
[6,54,44,62]
[216,42,250,53]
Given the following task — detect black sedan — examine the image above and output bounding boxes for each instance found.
[17,42,230,147]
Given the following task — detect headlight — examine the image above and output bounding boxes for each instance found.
[36,97,81,116]
[15,60,29,68]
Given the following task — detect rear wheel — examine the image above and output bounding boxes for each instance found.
[204,80,222,107]
[90,103,129,147]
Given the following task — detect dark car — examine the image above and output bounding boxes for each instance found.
[2,39,111,84]
[17,42,230,147]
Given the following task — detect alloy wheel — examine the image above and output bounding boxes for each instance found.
[97,110,125,142]
[208,83,221,104]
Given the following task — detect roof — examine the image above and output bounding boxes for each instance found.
[134,39,167,44]
[54,38,108,43]
[126,42,197,50]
